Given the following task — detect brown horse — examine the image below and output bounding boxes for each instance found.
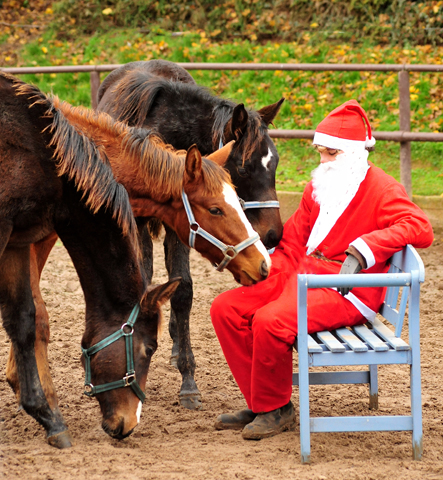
[97,59,283,409]
[2,72,271,447]
[0,71,180,447]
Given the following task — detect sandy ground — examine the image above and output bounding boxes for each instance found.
[1,234,443,480]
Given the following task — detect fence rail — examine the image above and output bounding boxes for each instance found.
[3,62,443,197]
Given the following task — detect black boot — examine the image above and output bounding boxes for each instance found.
[214,409,257,430]
[241,401,295,440]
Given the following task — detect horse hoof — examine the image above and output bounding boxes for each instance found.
[47,430,74,449]
[180,392,202,411]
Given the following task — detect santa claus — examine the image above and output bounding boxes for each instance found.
[210,99,434,440]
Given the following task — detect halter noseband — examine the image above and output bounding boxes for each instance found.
[181,190,260,272]
[82,304,146,403]
[218,137,280,212]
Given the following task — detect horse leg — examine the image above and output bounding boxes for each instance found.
[163,225,202,410]
[6,233,58,409]
[137,220,154,283]
[0,245,72,448]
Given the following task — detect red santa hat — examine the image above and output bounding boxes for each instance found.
[313,99,376,152]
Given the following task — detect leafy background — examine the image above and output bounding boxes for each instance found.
[1,0,443,195]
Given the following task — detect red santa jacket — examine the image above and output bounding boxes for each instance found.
[271,162,434,319]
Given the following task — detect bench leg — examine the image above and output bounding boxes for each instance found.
[369,364,379,410]
[297,280,311,464]
[409,277,423,460]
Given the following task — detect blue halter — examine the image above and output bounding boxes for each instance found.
[181,190,260,272]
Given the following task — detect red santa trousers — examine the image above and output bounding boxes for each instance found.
[210,256,365,414]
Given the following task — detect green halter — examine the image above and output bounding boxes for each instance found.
[81,304,146,403]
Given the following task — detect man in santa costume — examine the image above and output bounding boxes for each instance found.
[210,99,434,440]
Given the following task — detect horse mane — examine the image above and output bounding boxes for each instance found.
[50,98,232,200]
[109,70,267,165]
[9,74,138,248]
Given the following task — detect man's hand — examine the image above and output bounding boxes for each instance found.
[338,254,362,296]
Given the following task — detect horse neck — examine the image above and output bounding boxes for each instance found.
[56,185,145,319]
[145,90,228,155]
[55,100,185,218]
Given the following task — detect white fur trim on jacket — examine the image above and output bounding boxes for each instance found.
[350,237,376,269]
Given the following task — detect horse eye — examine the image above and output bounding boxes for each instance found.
[145,344,156,356]
[209,207,223,216]
[238,166,248,177]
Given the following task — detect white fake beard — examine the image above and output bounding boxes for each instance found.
[306,149,370,255]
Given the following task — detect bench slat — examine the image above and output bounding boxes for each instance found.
[371,318,410,351]
[317,331,346,353]
[335,327,368,352]
[352,324,389,351]
[307,335,324,353]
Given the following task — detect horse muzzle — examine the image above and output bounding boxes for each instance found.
[102,416,136,440]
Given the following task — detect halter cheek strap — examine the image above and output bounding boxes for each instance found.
[239,199,280,210]
[181,190,260,272]
[82,304,146,403]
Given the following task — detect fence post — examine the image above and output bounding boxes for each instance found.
[90,71,101,110]
[398,70,412,198]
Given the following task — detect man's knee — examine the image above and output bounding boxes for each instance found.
[210,290,231,327]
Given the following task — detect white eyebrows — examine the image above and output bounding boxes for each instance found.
[261,149,273,170]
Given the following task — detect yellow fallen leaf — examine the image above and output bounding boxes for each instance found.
[102,8,113,15]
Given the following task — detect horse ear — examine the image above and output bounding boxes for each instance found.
[257,97,285,126]
[228,103,249,140]
[206,140,235,166]
[184,144,202,183]
[143,277,181,310]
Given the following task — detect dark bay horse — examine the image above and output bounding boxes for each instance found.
[0,72,180,447]
[2,73,271,446]
[97,59,284,408]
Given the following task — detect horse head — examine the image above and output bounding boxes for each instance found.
[215,98,285,249]
[81,278,180,440]
[171,143,271,286]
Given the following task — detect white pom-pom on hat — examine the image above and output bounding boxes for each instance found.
[365,135,376,149]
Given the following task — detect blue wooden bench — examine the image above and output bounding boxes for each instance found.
[294,245,424,464]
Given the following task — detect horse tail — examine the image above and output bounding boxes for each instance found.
[111,72,171,128]
[12,77,138,246]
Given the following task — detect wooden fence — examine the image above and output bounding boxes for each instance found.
[3,62,443,197]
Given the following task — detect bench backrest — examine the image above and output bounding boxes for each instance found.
[374,245,425,338]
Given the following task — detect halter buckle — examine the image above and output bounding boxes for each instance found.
[84,384,94,396]
[224,246,237,259]
[121,323,134,335]
[124,372,136,387]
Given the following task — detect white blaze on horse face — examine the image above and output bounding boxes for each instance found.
[261,148,273,171]
[222,183,272,269]
[136,400,142,423]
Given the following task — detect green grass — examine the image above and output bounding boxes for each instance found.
[9,28,443,196]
